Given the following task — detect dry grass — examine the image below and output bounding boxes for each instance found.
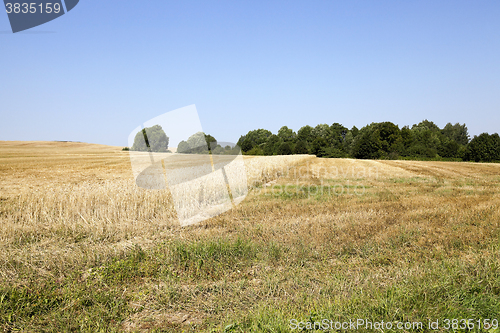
[1,141,500,332]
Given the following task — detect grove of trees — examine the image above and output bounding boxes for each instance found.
[128,122,499,162]
[177,132,241,155]
[236,121,500,162]
[131,125,170,152]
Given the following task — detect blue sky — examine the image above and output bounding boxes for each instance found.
[1,0,499,146]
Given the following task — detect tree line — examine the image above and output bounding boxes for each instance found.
[130,126,240,155]
[127,122,500,162]
[236,120,500,162]
[177,132,240,155]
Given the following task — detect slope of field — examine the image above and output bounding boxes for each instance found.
[1,142,500,332]
[0,141,129,197]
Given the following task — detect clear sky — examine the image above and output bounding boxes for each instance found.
[1,0,499,146]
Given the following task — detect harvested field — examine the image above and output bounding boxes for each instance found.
[1,141,500,332]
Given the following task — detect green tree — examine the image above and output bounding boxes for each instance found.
[465,133,500,162]
[343,131,354,155]
[204,134,217,151]
[277,142,292,155]
[438,138,460,158]
[187,132,208,153]
[376,122,403,158]
[177,140,190,153]
[311,137,327,157]
[237,129,272,152]
[131,129,149,152]
[400,126,414,156]
[263,134,282,156]
[312,124,331,141]
[293,140,309,154]
[297,125,314,144]
[412,120,440,133]
[177,132,210,154]
[352,126,382,159]
[212,145,224,155]
[408,121,442,158]
[277,126,296,143]
[321,147,348,158]
[351,122,402,159]
[328,123,348,148]
[233,119,488,162]
[246,147,265,155]
[131,125,169,152]
[442,123,470,146]
[351,126,359,138]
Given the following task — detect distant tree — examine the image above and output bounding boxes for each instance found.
[312,124,331,141]
[231,119,494,162]
[351,126,359,138]
[465,133,500,162]
[329,123,348,148]
[293,140,309,154]
[263,134,282,155]
[376,122,403,158]
[177,140,190,153]
[277,142,292,155]
[277,126,296,142]
[351,122,402,159]
[322,147,348,158]
[204,134,217,151]
[352,126,382,159]
[177,132,210,154]
[442,123,470,146]
[412,120,440,133]
[438,138,460,158]
[297,125,314,144]
[311,137,328,157]
[400,126,414,156]
[246,147,265,155]
[131,125,169,152]
[132,129,149,152]
[212,145,224,155]
[408,121,442,158]
[187,132,208,153]
[455,124,470,145]
[225,146,242,155]
[343,131,354,155]
[237,129,272,152]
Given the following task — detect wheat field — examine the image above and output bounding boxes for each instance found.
[1,141,500,332]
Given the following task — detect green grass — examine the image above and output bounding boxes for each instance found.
[1,270,131,332]
[215,248,500,333]
[3,232,499,332]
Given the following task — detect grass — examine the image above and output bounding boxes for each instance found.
[1,142,500,332]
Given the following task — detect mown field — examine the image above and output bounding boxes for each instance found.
[1,141,500,332]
